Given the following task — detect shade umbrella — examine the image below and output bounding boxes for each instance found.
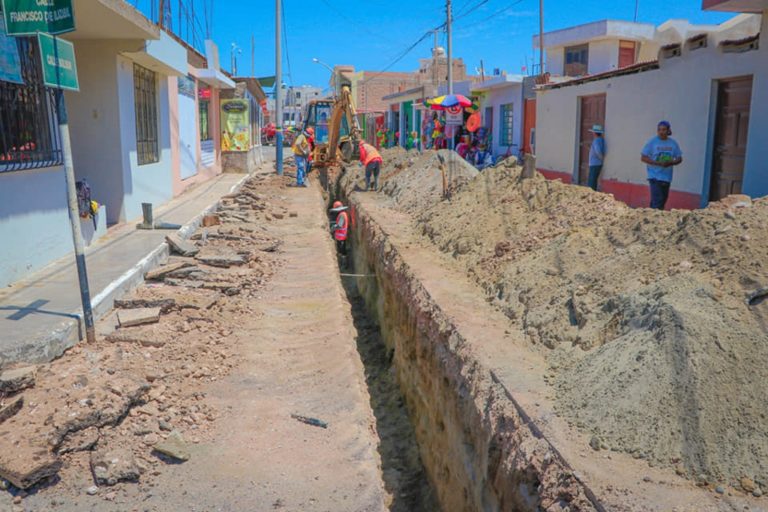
[426,94,473,111]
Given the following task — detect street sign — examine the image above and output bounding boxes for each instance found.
[37,32,78,91]
[2,0,74,35]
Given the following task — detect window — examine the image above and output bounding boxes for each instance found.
[198,85,211,141]
[499,103,514,146]
[295,91,301,98]
[0,37,62,172]
[133,64,158,165]
[565,44,589,76]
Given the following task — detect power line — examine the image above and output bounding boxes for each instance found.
[458,0,527,29]
[281,0,294,86]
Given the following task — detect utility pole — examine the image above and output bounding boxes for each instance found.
[634,0,639,22]
[446,0,453,95]
[432,29,439,89]
[539,0,545,76]
[275,0,284,175]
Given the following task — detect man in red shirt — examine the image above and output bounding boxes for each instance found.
[359,141,383,192]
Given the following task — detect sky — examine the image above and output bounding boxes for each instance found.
[151,0,735,90]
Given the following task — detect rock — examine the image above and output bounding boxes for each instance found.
[195,249,245,268]
[13,496,21,504]
[753,488,763,498]
[0,397,23,424]
[715,485,725,494]
[724,210,737,220]
[289,212,298,218]
[272,212,285,220]
[86,485,98,496]
[143,433,160,446]
[114,297,176,313]
[117,308,161,328]
[158,420,172,432]
[589,436,601,451]
[166,234,199,257]
[145,262,193,281]
[56,428,99,454]
[0,447,62,489]
[678,260,693,271]
[153,430,190,462]
[106,330,166,348]
[90,448,140,486]
[741,477,756,493]
[201,214,220,227]
[0,367,36,396]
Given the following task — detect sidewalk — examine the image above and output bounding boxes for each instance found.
[0,173,249,368]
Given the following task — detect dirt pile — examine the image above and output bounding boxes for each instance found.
[384,157,768,491]
[341,148,478,212]
[0,173,286,503]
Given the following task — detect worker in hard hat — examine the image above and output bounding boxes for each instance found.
[358,140,383,192]
[330,200,349,266]
[291,126,314,187]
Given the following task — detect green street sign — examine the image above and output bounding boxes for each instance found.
[37,32,78,91]
[2,0,74,36]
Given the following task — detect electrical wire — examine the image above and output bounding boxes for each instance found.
[281,0,294,86]
[459,0,527,29]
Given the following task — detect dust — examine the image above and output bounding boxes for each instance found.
[375,154,768,490]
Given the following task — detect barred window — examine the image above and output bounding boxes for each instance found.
[499,103,514,146]
[133,64,158,165]
[0,37,62,172]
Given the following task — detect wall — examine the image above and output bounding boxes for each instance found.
[0,167,70,288]
[484,86,524,157]
[588,39,619,74]
[116,55,174,222]
[536,37,766,208]
[546,47,565,75]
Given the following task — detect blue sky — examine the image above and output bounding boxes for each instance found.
[159,0,734,89]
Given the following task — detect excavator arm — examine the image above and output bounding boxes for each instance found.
[326,84,362,164]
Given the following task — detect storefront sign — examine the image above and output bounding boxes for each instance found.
[446,105,463,126]
[0,17,23,84]
[2,0,75,36]
[221,99,250,152]
[178,75,195,99]
[37,32,78,91]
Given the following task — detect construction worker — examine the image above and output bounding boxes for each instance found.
[329,201,349,266]
[291,127,314,187]
[359,140,383,192]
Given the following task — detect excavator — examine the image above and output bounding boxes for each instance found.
[301,81,362,170]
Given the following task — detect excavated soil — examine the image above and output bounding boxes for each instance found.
[371,148,768,495]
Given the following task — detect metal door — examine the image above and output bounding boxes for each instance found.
[710,76,753,201]
[578,94,606,185]
[523,99,536,154]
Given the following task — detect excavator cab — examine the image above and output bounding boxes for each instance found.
[302,83,361,169]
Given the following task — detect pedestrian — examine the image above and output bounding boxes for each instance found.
[291,127,313,187]
[641,121,683,210]
[359,140,383,191]
[588,124,606,191]
[329,201,349,266]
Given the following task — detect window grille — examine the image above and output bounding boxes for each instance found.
[499,103,514,146]
[0,37,62,172]
[133,64,159,165]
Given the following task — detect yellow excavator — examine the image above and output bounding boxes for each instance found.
[302,81,362,169]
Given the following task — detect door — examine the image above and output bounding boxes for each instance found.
[523,98,536,155]
[178,76,199,180]
[619,41,637,68]
[710,76,753,201]
[578,94,606,185]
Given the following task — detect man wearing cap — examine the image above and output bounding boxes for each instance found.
[291,127,314,187]
[641,121,683,210]
[329,201,349,267]
[588,125,606,191]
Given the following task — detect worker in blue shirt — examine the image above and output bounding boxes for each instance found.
[587,124,606,191]
[641,121,683,210]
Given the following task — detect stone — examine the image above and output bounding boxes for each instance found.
[0,367,36,396]
[90,448,140,486]
[289,212,298,218]
[589,436,601,451]
[145,262,193,281]
[0,446,62,489]
[117,308,161,328]
[201,214,220,227]
[753,488,763,498]
[158,420,172,432]
[195,249,245,268]
[0,397,23,424]
[56,428,99,454]
[153,430,190,462]
[114,298,176,313]
[715,485,725,494]
[741,477,756,493]
[86,485,98,496]
[166,234,199,257]
[106,330,166,348]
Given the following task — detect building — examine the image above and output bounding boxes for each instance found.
[470,75,525,158]
[534,8,767,209]
[221,77,267,173]
[282,84,323,127]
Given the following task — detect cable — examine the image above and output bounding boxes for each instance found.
[459,0,527,29]
[281,0,294,86]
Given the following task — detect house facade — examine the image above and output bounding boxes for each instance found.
[470,75,525,159]
[534,10,766,209]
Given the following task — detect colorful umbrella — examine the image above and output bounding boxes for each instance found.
[426,94,473,111]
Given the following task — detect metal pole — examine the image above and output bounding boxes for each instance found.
[446,0,453,95]
[539,0,545,76]
[634,0,639,22]
[53,37,95,344]
[275,0,284,175]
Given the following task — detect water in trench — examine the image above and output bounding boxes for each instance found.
[339,272,441,512]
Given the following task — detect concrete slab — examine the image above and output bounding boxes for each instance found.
[116,307,161,327]
[0,173,249,368]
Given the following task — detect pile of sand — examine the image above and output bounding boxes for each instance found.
[382,156,768,489]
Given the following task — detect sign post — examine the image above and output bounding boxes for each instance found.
[3,0,95,342]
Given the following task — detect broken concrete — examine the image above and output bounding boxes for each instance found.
[0,366,36,396]
[166,234,200,257]
[106,330,166,348]
[201,214,221,227]
[153,430,190,462]
[117,307,161,328]
[145,261,193,281]
[0,396,23,424]
[56,427,99,454]
[114,298,176,313]
[194,248,246,268]
[90,448,141,486]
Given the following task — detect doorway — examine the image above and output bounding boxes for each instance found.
[710,76,753,201]
[578,93,606,185]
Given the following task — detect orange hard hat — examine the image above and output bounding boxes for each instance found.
[332,201,343,209]
[305,127,315,136]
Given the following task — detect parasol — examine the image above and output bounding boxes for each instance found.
[426,94,473,111]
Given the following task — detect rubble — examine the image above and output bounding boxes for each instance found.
[117,307,162,327]
[0,366,36,396]
[0,397,23,424]
[90,448,141,486]
[165,233,200,257]
[145,261,193,281]
[153,430,190,462]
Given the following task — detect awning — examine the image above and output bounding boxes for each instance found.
[193,68,236,89]
[124,31,187,77]
[257,76,276,88]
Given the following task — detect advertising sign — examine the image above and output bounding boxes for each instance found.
[2,0,75,36]
[445,104,463,126]
[37,32,78,90]
[0,17,23,84]
[221,99,250,152]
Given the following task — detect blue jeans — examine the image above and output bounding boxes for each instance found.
[295,156,307,186]
[588,165,603,191]
[649,179,671,210]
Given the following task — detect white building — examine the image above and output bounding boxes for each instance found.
[470,75,525,158]
[282,84,323,127]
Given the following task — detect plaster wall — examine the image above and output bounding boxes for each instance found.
[481,85,524,157]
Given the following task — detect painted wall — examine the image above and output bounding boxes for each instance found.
[536,35,767,207]
[116,55,174,222]
[480,85,524,157]
[0,167,70,288]
[588,40,619,74]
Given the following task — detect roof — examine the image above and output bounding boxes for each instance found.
[539,60,660,90]
[382,85,431,102]
[533,19,656,49]
[703,0,767,13]
[471,74,525,92]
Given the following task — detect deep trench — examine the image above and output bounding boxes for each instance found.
[339,272,440,512]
